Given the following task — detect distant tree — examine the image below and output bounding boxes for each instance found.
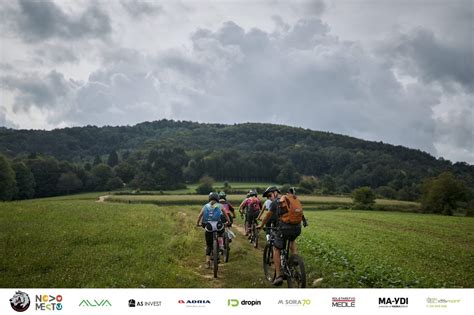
[92,163,114,190]
[376,186,397,199]
[321,175,337,195]
[12,162,35,199]
[352,186,376,209]
[421,172,468,215]
[93,155,102,166]
[57,172,83,195]
[0,155,17,201]
[196,175,215,195]
[277,162,300,184]
[129,173,157,190]
[84,162,92,171]
[27,156,61,197]
[114,162,136,184]
[107,150,119,167]
[106,177,124,190]
[299,176,318,194]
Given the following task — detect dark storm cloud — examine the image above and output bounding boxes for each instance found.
[1,71,77,112]
[385,29,474,92]
[8,0,111,42]
[120,0,163,17]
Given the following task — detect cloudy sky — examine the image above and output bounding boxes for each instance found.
[0,0,473,163]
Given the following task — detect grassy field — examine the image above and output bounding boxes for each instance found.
[1,192,472,288]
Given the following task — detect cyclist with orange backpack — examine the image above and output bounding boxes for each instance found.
[258,186,307,285]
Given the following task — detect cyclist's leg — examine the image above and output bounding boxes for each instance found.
[272,229,286,285]
[205,231,213,266]
[287,225,301,255]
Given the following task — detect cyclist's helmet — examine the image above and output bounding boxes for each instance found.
[263,186,280,197]
[219,191,227,200]
[288,187,296,195]
[208,192,219,202]
[248,189,257,197]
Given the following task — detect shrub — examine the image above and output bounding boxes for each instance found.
[352,186,376,209]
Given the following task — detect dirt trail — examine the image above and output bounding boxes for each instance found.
[96,195,109,203]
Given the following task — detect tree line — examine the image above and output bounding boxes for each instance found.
[0,120,473,211]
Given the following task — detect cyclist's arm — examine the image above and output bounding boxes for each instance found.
[257,203,268,221]
[228,203,236,216]
[196,207,204,226]
[238,199,247,214]
[260,210,272,226]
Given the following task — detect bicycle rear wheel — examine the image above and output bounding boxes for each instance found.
[287,255,306,288]
[213,235,219,278]
[263,243,275,282]
[252,224,259,248]
[223,231,230,263]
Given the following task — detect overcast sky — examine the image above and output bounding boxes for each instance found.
[0,0,473,163]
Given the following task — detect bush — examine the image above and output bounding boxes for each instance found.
[196,175,215,195]
[421,171,468,215]
[352,186,376,209]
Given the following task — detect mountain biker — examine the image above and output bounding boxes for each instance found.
[239,190,262,237]
[257,186,306,286]
[196,192,231,268]
[258,192,275,241]
[219,191,236,226]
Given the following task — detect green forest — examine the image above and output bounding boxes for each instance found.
[0,120,473,212]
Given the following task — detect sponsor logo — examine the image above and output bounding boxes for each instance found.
[426,298,461,308]
[378,297,408,308]
[227,299,262,307]
[332,297,356,307]
[79,299,112,307]
[128,299,161,307]
[178,299,211,307]
[10,291,31,312]
[35,295,63,311]
[277,299,311,306]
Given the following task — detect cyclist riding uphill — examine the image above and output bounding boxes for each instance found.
[219,191,236,226]
[196,192,231,268]
[258,186,307,286]
[239,190,262,237]
[258,190,276,241]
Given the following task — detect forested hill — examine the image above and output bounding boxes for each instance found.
[0,120,473,200]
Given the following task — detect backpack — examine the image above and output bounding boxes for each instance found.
[203,203,222,223]
[247,197,261,213]
[279,194,303,224]
[221,203,230,215]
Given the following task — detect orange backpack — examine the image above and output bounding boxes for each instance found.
[279,193,303,224]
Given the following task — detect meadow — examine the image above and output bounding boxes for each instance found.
[1,192,472,288]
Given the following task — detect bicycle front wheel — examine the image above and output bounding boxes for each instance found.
[287,254,306,288]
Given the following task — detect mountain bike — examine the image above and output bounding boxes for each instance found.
[263,227,306,288]
[249,217,259,248]
[205,221,225,278]
[223,226,235,263]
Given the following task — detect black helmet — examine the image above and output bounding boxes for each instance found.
[218,191,227,199]
[263,186,280,198]
[248,189,257,197]
[208,192,219,202]
[288,187,296,195]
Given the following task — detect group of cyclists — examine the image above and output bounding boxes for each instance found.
[196,186,307,286]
